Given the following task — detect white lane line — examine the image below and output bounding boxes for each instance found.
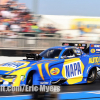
[0,94,31,98]
[58,90,100,94]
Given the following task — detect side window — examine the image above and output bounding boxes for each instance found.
[62,49,71,56]
[69,49,74,56]
[62,48,82,59]
[62,49,75,58]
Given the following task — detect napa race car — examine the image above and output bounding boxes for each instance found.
[0,43,99,86]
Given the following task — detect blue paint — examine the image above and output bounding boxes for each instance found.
[0,70,8,74]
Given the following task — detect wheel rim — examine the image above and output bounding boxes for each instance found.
[27,76,32,86]
[87,68,97,83]
[88,70,95,79]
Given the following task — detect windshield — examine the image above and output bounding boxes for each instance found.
[40,49,62,58]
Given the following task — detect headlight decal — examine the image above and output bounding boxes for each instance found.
[2,75,16,79]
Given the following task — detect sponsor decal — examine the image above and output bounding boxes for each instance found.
[40,82,49,84]
[1,62,25,69]
[80,47,84,49]
[21,75,26,81]
[75,44,78,46]
[94,45,100,47]
[78,44,81,46]
[91,44,94,47]
[63,43,69,46]
[64,61,82,79]
[89,57,100,63]
[91,49,95,53]
[96,49,100,51]
[93,63,100,65]
[50,68,60,75]
[82,44,86,46]
[94,45,97,47]
[96,52,100,53]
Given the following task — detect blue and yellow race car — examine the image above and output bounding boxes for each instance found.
[0,43,99,86]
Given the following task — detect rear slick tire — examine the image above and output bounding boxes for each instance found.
[87,67,97,83]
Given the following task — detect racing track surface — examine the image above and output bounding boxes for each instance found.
[61,79,100,92]
[0,79,100,97]
[0,57,100,100]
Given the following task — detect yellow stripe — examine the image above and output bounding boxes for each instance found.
[37,63,44,80]
[5,72,11,74]
[31,63,36,66]
[62,65,66,78]
[45,63,50,76]
[0,67,15,71]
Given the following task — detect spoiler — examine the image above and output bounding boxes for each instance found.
[62,43,87,51]
[62,43,100,55]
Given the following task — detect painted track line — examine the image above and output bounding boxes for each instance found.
[58,90,100,100]
[0,94,31,100]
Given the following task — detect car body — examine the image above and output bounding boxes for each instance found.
[0,43,99,86]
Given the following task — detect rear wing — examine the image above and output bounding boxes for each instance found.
[62,43,87,51]
[62,43,100,55]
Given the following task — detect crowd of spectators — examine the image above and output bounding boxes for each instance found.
[0,0,59,37]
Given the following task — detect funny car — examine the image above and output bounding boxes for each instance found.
[0,43,99,86]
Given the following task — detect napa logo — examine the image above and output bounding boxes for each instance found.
[64,61,82,79]
[50,68,60,75]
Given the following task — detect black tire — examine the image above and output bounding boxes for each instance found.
[26,72,33,86]
[87,67,97,83]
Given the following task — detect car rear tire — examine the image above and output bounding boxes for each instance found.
[87,67,97,83]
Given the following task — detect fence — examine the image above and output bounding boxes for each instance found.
[0,32,100,50]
